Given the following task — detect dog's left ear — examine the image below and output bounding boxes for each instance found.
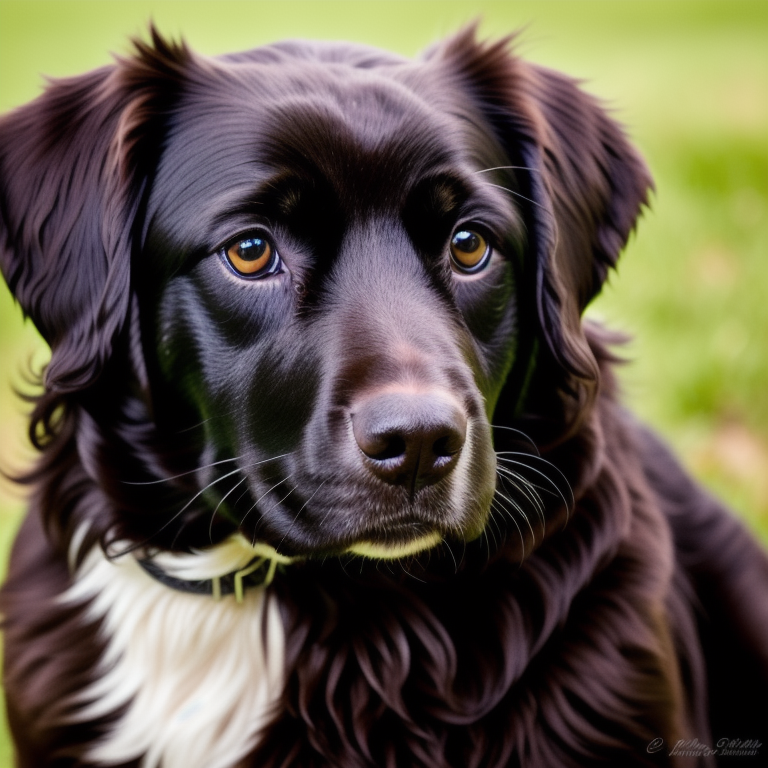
[0,28,188,394]
[431,29,653,424]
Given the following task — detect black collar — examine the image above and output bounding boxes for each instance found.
[137,554,282,601]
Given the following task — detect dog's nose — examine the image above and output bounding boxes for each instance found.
[351,391,467,491]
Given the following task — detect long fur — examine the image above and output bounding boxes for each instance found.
[1,26,767,768]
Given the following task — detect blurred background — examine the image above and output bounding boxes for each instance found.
[0,0,766,757]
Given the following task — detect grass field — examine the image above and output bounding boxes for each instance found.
[0,0,766,761]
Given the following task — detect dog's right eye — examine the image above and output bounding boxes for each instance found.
[221,235,281,279]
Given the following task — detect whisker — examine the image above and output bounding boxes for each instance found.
[490,424,540,456]
[494,482,536,545]
[496,452,575,510]
[260,484,301,549]
[166,465,245,534]
[474,165,541,174]
[496,465,546,525]
[491,496,525,556]
[479,181,550,212]
[123,452,289,487]
[208,475,248,543]
[111,463,256,557]
[479,514,492,563]
[496,482,543,547]
[498,465,565,500]
[458,538,467,571]
[239,474,295,528]
[122,456,244,486]
[399,558,427,584]
[442,538,459,575]
[163,466,250,549]
[484,503,501,554]
[275,479,328,550]
[296,479,328,519]
[173,402,253,433]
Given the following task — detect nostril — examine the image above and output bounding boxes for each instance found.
[360,432,407,461]
[432,433,461,458]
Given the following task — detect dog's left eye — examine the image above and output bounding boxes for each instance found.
[221,235,281,279]
[449,229,491,274]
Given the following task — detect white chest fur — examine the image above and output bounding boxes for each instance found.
[63,539,286,768]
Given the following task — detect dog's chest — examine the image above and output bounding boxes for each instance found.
[64,546,285,768]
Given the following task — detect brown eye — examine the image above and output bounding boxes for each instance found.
[449,229,491,273]
[224,235,280,278]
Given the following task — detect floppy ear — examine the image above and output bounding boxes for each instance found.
[0,29,190,394]
[432,29,652,431]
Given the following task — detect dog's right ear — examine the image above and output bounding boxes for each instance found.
[430,28,652,439]
[0,28,189,393]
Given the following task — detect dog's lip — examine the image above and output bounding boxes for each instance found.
[345,530,443,560]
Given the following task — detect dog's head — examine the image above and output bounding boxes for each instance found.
[0,28,650,561]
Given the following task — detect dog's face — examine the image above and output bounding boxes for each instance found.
[141,45,523,557]
[0,30,651,561]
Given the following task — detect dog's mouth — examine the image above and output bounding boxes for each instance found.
[213,446,496,561]
[229,490,482,561]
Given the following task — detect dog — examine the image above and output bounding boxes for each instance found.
[1,26,766,768]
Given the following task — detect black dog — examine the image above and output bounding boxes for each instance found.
[1,27,766,768]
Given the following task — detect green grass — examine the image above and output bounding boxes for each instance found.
[0,0,766,761]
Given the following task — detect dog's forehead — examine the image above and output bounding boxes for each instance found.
[198,54,459,152]
[147,55,493,243]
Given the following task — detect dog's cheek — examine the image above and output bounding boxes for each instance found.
[157,267,324,464]
[236,339,322,457]
[153,281,215,416]
[150,264,293,434]
[454,262,518,415]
